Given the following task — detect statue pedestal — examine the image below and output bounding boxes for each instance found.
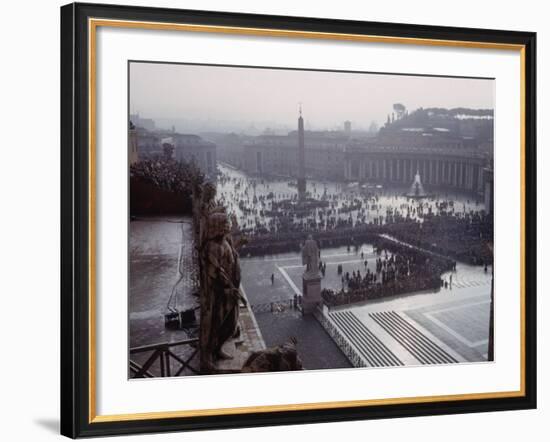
[302,273,322,315]
[212,303,266,374]
[214,336,250,374]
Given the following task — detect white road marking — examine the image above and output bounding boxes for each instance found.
[276,265,302,296]
[429,299,490,315]
[423,313,476,348]
[239,284,267,350]
[472,339,489,347]
[422,300,490,348]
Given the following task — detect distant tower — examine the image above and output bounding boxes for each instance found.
[344,120,351,135]
[297,104,306,201]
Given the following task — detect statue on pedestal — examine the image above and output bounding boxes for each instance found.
[302,235,320,278]
[301,235,322,314]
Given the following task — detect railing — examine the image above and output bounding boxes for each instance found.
[130,338,199,378]
[313,308,365,368]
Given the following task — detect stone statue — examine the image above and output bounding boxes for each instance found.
[302,235,320,278]
[301,235,322,314]
[241,337,303,373]
[200,210,246,372]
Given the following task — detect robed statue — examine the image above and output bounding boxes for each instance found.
[199,210,246,373]
[301,235,320,278]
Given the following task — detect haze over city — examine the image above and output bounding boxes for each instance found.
[129,55,496,380]
[129,62,494,134]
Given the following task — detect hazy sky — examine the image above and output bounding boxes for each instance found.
[130,62,494,131]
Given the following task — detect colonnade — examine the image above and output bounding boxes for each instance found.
[344,156,485,193]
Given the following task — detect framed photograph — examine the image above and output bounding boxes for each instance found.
[60,2,536,438]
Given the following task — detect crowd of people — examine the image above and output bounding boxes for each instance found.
[215,166,492,264]
[130,162,491,265]
[129,159,492,265]
[321,239,454,307]
[130,157,203,195]
[384,211,493,265]
[131,158,491,312]
[237,210,492,266]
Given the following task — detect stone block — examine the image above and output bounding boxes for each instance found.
[302,273,322,315]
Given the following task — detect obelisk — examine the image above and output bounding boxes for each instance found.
[297,105,306,201]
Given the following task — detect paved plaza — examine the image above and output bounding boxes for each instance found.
[129,217,352,372]
[129,167,492,374]
[241,245,492,368]
[227,163,492,368]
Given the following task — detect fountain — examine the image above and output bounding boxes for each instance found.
[406,170,428,198]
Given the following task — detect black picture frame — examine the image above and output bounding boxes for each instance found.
[60,2,537,438]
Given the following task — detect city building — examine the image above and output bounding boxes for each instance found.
[132,125,217,176]
[236,107,493,195]
[134,127,161,157]
[342,140,489,194]
[172,133,217,176]
[129,121,139,165]
[129,112,156,131]
[344,120,351,136]
[243,135,347,181]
